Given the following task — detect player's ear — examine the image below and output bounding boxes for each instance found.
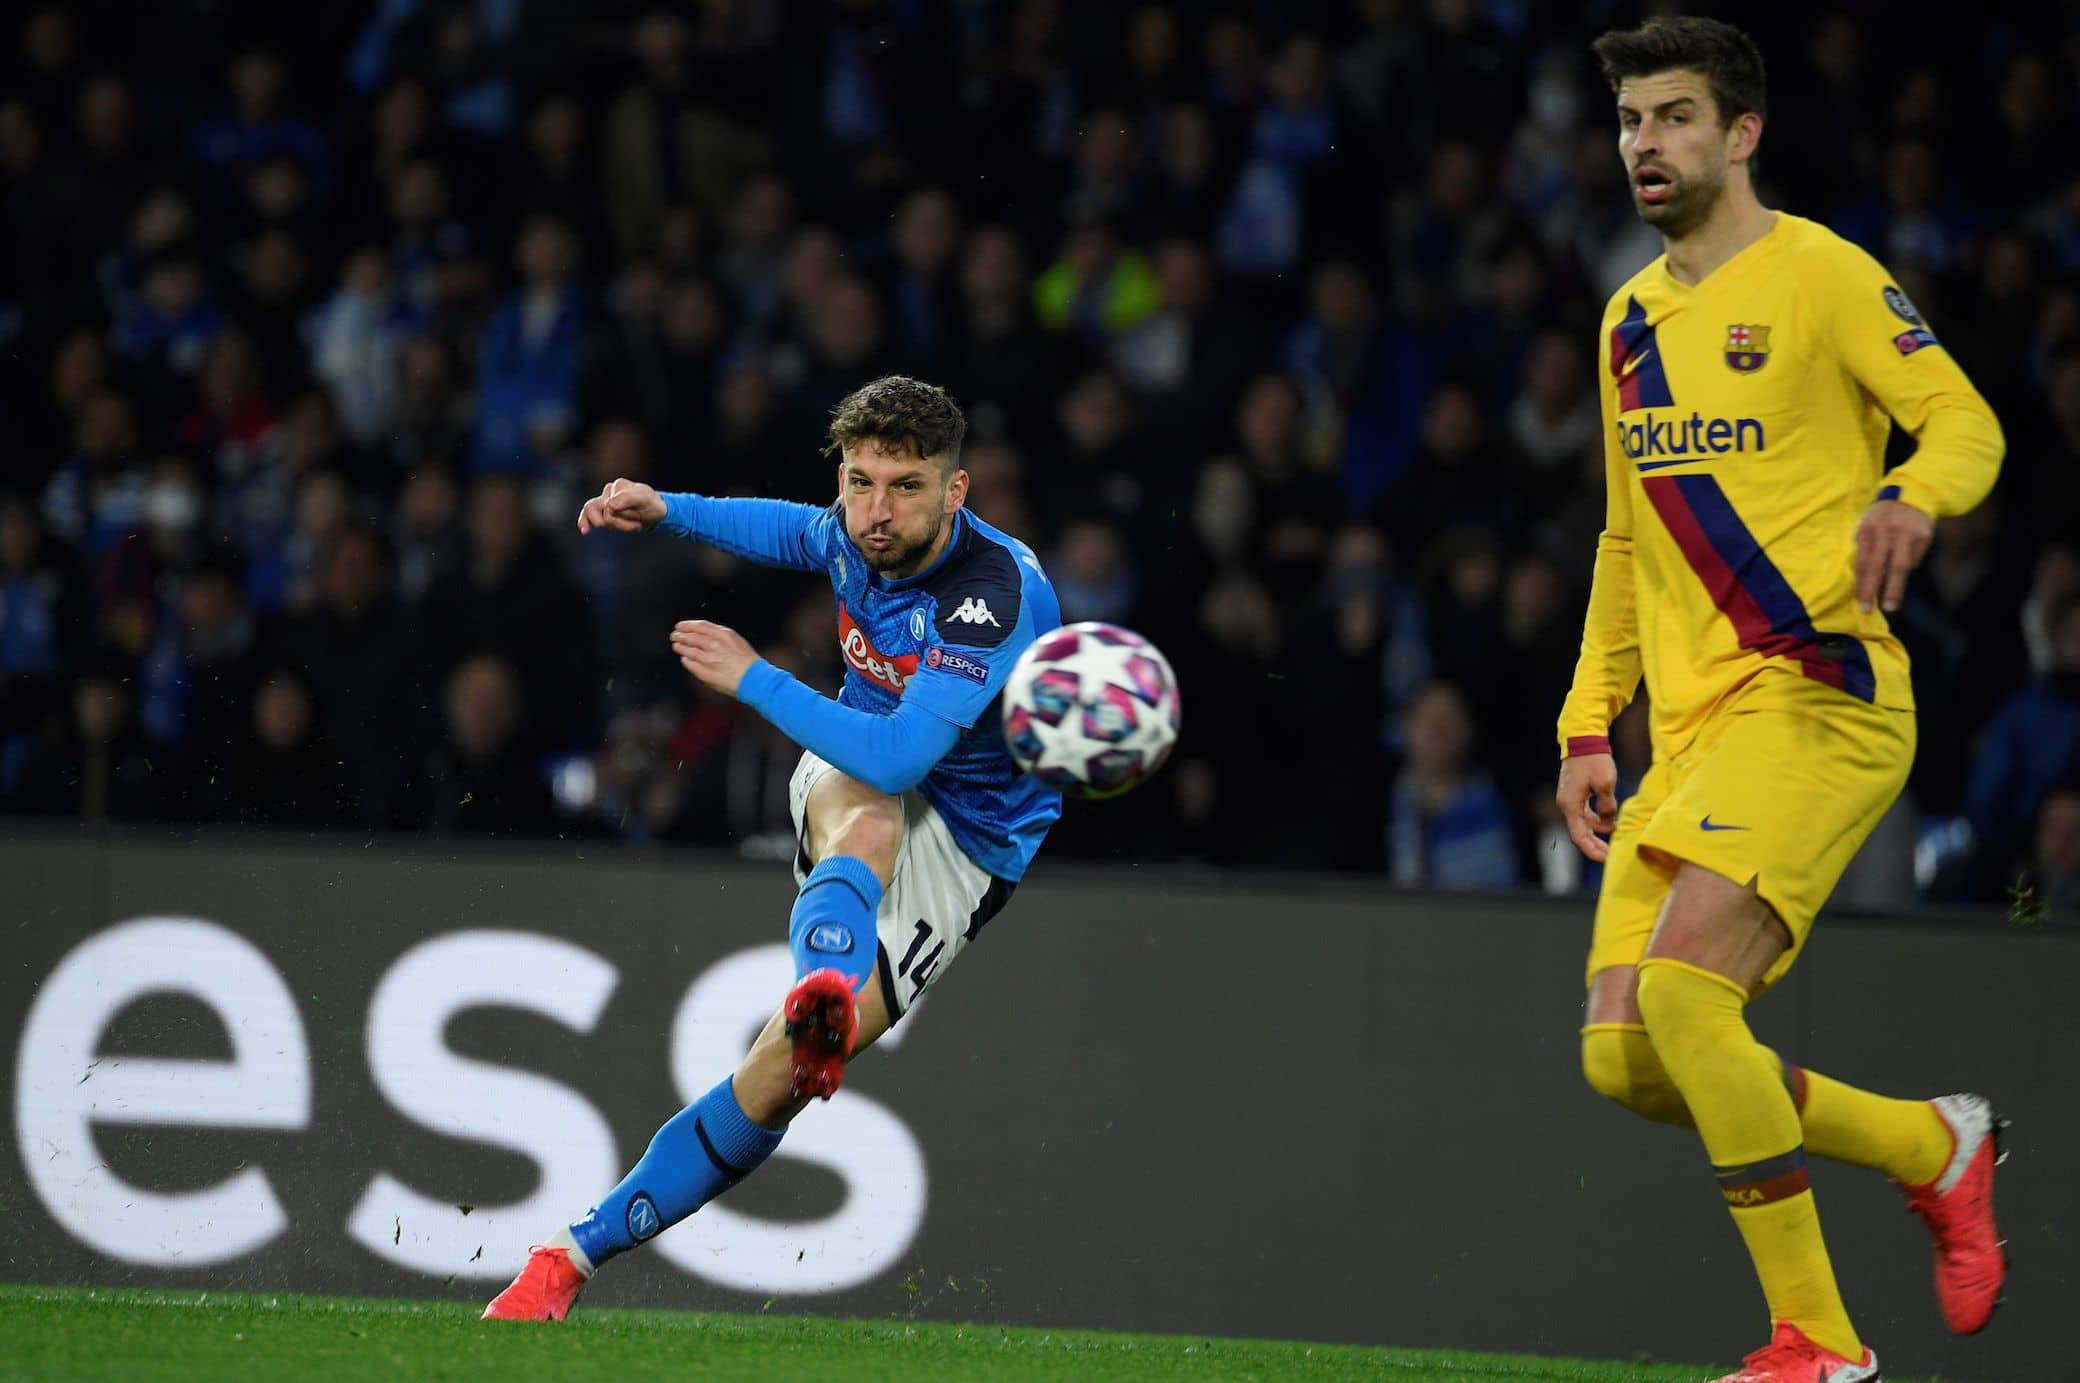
[944,467,969,514]
[1729,111,1763,166]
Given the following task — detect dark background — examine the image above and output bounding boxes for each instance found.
[4,1,2079,909]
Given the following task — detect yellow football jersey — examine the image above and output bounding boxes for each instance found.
[1558,213,2003,760]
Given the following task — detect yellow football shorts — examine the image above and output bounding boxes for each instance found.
[1585,683,1915,992]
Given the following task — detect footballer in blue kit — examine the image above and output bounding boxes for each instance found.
[485,376,1062,1321]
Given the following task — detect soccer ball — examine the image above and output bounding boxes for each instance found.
[1001,622,1181,800]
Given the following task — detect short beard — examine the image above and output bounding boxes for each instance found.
[857,513,943,577]
[1637,166,1726,239]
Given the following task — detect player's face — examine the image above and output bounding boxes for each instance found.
[839,442,969,578]
[1615,71,1746,237]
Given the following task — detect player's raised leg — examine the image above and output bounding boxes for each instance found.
[1586,962,2009,1333]
[1588,965,1955,1180]
[1633,863,1873,1376]
[482,772,902,1322]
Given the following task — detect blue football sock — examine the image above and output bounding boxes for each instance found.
[568,1076,784,1270]
[787,855,883,988]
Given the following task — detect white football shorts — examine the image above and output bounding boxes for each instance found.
[788,751,1014,1018]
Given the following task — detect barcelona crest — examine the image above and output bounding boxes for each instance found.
[1725,324,1770,373]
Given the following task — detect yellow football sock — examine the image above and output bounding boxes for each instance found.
[1585,1021,1951,1186]
[1635,958,1862,1361]
[1783,1062,1950,1187]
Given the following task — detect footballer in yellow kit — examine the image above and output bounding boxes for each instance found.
[1556,18,2009,1383]
[1564,207,1993,989]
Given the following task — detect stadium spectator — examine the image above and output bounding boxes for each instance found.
[1112,236,1254,452]
[138,554,261,786]
[381,333,470,479]
[2029,784,2080,924]
[1032,216,1157,345]
[9,657,167,822]
[421,474,593,748]
[194,48,334,211]
[53,74,156,280]
[469,215,588,475]
[276,524,423,828]
[234,228,318,395]
[0,500,74,778]
[1388,681,1519,890]
[417,652,557,837]
[112,247,227,424]
[583,267,728,473]
[2024,544,2080,675]
[950,225,1061,444]
[882,186,963,379]
[390,464,462,602]
[1895,502,2031,814]
[1964,593,2080,886]
[505,92,604,266]
[307,248,417,447]
[195,666,353,829]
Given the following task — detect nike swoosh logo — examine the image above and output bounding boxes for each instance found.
[1699,815,1750,832]
[1620,347,1654,377]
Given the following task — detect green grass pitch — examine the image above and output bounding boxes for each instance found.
[0,1286,1949,1382]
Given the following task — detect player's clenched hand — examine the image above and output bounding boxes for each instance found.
[578,478,667,535]
[1556,752,1619,863]
[1853,497,1935,614]
[671,620,759,698]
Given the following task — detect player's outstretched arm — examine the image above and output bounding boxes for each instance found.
[670,620,960,794]
[578,480,831,573]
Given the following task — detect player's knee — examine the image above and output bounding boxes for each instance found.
[1580,1026,1635,1105]
[1580,1024,1690,1126]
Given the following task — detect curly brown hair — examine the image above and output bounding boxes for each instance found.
[826,375,968,471]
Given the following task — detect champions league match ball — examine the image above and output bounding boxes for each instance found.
[1001,622,1181,800]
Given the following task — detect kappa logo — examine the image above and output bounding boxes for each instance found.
[947,597,1000,627]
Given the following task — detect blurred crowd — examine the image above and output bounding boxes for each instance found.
[1,0,2076,920]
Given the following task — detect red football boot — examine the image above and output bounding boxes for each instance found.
[1710,1322,1879,1383]
[1900,1092,2008,1334]
[784,968,860,1100]
[481,1245,586,1322]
